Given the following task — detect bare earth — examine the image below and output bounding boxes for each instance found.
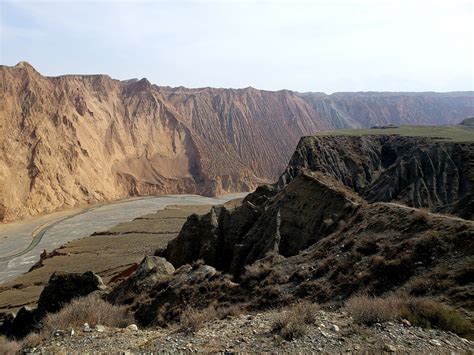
[28,309,473,353]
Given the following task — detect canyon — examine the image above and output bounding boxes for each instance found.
[1,61,473,223]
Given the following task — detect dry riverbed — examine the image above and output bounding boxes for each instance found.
[0,198,243,313]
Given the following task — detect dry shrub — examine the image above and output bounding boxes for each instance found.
[345,293,402,325]
[177,303,243,335]
[242,251,283,282]
[0,337,21,355]
[243,261,273,281]
[178,306,216,335]
[22,332,45,348]
[42,294,134,334]
[272,301,320,340]
[345,294,473,339]
[400,298,472,339]
[214,304,243,319]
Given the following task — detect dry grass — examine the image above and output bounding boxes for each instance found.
[345,294,402,325]
[345,294,473,339]
[178,306,216,335]
[0,337,21,355]
[399,298,473,339]
[22,332,44,348]
[42,294,134,335]
[177,303,244,335]
[271,301,320,340]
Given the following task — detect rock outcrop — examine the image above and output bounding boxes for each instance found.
[108,256,174,305]
[36,271,106,318]
[1,62,473,222]
[2,271,105,338]
[278,135,474,219]
[160,173,363,276]
[151,170,474,323]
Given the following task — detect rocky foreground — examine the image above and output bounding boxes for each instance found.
[20,309,474,353]
[1,129,473,353]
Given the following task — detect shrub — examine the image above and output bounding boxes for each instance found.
[400,298,472,339]
[345,293,402,325]
[22,332,45,348]
[271,301,320,340]
[0,337,21,355]
[345,294,473,339]
[177,303,244,335]
[42,293,134,334]
[178,306,216,335]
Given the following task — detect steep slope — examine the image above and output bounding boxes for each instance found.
[279,130,474,219]
[140,172,474,323]
[1,62,473,222]
[0,63,320,222]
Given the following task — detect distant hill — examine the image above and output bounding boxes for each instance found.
[460,117,474,126]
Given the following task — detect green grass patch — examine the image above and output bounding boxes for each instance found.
[315,125,474,143]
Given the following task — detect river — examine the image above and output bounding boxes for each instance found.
[0,193,247,283]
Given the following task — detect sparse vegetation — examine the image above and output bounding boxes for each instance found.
[398,298,473,339]
[271,301,320,340]
[178,307,214,335]
[177,303,244,335]
[0,337,21,355]
[345,294,473,339]
[42,294,134,335]
[345,294,403,325]
[22,332,45,349]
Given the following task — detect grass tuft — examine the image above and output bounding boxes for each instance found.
[0,337,21,355]
[42,293,134,335]
[271,301,320,340]
[345,294,473,339]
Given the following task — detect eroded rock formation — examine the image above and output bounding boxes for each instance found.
[279,135,474,219]
[1,62,473,222]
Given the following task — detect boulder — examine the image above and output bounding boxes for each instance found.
[108,256,175,305]
[134,264,239,327]
[0,312,16,335]
[6,306,38,339]
[37,271,106,317]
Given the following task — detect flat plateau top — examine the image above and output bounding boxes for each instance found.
[315,121,474,143]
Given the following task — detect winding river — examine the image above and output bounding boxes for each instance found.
[0,194,246,283]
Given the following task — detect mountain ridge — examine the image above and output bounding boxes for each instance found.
[1,62,473,222]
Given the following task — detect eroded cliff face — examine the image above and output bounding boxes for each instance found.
[1,62,473,222]
[151,171,474,318]
[278,135,474,219]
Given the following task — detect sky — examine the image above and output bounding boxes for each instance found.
[1,0,473,93]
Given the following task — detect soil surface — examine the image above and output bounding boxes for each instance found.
[25,309,474,354]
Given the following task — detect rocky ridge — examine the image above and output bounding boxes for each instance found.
[278,134,474,219]
[1,62,473,222]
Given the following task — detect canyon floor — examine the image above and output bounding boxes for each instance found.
[0,196,244,314]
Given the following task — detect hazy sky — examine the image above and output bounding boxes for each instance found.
[1,0,473,92]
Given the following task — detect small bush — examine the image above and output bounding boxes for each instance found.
[22,332,45,348]
[178,306,216,335]
[400,298,472,339]
[42,294,134,334]
[177,303,244,335]
[345,294,402,325]
[0,337,21,355]
[271,301,320,340]
[345,294,473,339]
